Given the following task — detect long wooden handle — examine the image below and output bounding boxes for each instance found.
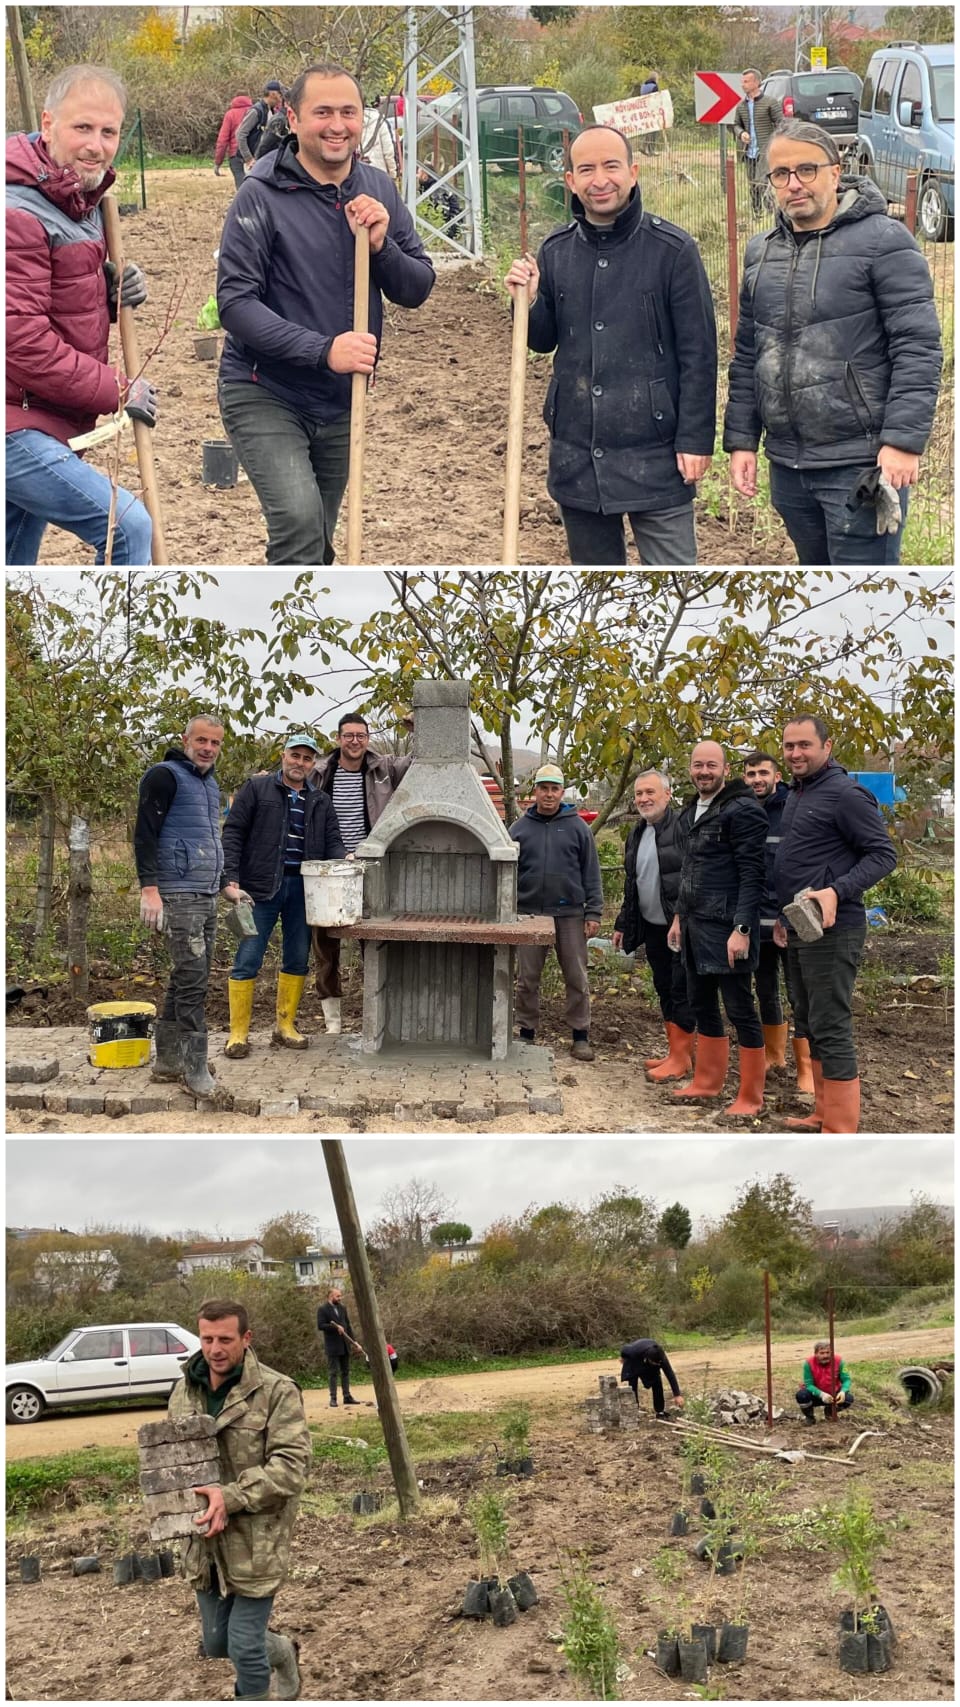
[101,195,168,565]
[346,223,371,566]
[502,289,529,565]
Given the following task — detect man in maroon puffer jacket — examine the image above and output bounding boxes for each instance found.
[6,63,158,565]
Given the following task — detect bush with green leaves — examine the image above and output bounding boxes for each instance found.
[865,868,942,923]
[559,1553,621,1701]
[828,1491,888,1624]
[468,1488,511,1584]
[500,1401,532,1460]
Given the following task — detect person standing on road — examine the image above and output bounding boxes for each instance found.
[733,69,781,217]
[796,1338,854,1423]
[134,715,227,1098]
[221,734,344,1059]
[620,1338,684,1418]
[742,748,813,1092]
[509,763,603,1062]
[504,124,717,566]
[6,63,157,566]
[669,742,767,1116]
[216,61,435,565]
[169,1299,310,1701]
[213,92,253,190]
[311,713,413,1034]
[724,120,942,566]
[612,769,696,1081]
[774,713,897,1134]
[317,1285,364,1408]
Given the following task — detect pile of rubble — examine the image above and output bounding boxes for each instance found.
[710,1388,784,1426]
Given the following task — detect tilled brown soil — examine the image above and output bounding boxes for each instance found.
[37,170,793,568]
[5,1399,953,1701]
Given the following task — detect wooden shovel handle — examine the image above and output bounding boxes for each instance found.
[101,194,168,565]
[346,223,371,566]
[502,289,529,565]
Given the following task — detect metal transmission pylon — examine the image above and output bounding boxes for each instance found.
[794,5,825,71]
[403,6,482,260]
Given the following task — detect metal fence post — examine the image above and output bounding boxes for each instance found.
[904,170,918,234]
[137,110,147,211]
[517,123,527,254]
[724,153,739,350]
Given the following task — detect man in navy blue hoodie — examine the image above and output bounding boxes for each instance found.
[774,714,897,1133]
[216,62,435,565]
[509,764,603,1061]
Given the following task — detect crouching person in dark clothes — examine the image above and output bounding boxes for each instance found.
[169,1299,311,1700]
[620,1338,685,1417]
[796,1339,854,1423]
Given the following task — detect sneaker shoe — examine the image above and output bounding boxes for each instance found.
[571,1038,595,1062]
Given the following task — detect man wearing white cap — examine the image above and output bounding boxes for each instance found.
[509,764,603,1061]
[220,734,344,1057]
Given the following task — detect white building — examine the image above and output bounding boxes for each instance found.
[292,1247,349,1288]
[178,1239,285,1279]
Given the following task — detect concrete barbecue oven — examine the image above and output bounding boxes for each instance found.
[328,680,554,1058]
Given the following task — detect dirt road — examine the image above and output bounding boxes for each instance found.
[7,1326,951,1461]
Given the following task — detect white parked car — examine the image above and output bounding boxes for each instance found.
[5,1322,201,1423]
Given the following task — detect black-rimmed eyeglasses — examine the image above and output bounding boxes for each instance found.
[766,162,833,186]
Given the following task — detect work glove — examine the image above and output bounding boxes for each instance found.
[139,891,164,931]
[104,260,148,317]
[124,376,159,429]
[849,465,902,536]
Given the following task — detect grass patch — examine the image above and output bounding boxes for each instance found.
[353,1492,460,1529]
[7,1448,139,1516]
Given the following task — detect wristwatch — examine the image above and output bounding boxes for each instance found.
[734,924,751,936]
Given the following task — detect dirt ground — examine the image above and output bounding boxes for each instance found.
[5,1341,954,1701]
[37,170,793,569]
[7,924,953,1134]
[5,1327,953,1462]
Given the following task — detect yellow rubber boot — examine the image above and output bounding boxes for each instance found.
[273,972,310,1049]
[762,1022,789,1069]
[224,978,255,1059]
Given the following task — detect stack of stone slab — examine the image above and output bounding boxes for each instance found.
[138,1415,220,1542]
[583,1374,640,1434]
[712,1388,784,1425]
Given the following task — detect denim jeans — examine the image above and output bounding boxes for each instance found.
[787,925,866,1079]
[230,871,311,979]
[160,893,218,1033]
[219,381,350,564]
[6,429,153,565]
[769,460,909,566]
[196,1571,274,1700]
[560,501,697,566]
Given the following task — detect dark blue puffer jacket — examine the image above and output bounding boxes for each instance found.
[723,175,942,467]
[154,754,224,896]
[217,141,435,416]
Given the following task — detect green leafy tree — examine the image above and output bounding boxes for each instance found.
[657,1203,693,1252]
[884,6,953,42]
[584,1188,658,1259]
[259,1211,322,1264]
[429,1222,473,1247]
[723,1173,815,1275]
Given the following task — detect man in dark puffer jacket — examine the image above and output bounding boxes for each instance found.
[613,769,695,1081]
[724,120,942,566]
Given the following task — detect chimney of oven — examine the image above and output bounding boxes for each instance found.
[412,679,470,765]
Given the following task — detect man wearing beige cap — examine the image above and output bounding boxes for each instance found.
[509,764,603,1061]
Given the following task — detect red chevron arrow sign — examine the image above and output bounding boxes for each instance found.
[694,71,744,124]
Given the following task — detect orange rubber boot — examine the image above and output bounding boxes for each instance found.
[792,1035,815,1094]
[672,1033,728,1100]
[821,1077,861,1134]
[762,1022,789,1068]
[723,1045,767,1117]
[644,1022,673,1072]
[647,1026,696,1082]
[786,1057,825,1129]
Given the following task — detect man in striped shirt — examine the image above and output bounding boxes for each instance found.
[312,712,412,1033]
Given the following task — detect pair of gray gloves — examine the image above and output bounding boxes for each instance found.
[849,465,903,536]
[103,260,157,428]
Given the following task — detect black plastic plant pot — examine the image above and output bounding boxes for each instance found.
[692,1623,717,1663]
[462,1579,492,1619]
[839,1630,870,1674]
[118,204,139,217]
[693,1537,711,1561]
[113,1554,137,1585]
[495,1461,509,1477]
[352,1492,383,1514]
[508,1571,539,1611]
[158,1550,176,1578]
[718,1622,749,1663]
[514,1456,534,1477]
[678,1636,709,1683]
[669,1508,690,1536]
[712,1542,737,1576]
[138,1553,162,1583]
[490,1584,518,1627]
[867,1628,894,1673]
[72,1556,101,1576]
[656,1634,681,1676]
[700,1496,716,1520]
[690,1471,707,1496]
[201,440,239,489]
[18,1557,41,1583]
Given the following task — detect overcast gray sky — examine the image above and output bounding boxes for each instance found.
[24,570,953,743]
[6,1137,952,1243]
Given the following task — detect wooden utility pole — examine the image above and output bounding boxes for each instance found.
[9,8,38,132]
[321,1141,421,1517]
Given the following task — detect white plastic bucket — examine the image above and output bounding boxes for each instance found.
[301,859,365,926]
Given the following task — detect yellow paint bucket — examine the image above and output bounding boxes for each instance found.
[86,1000,157,1069]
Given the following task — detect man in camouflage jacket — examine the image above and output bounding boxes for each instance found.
[168,1299,312,1700]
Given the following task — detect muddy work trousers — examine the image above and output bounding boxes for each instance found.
[516,913,591,1034]
[159,893,218,1034]
[196,1568,274,1699]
